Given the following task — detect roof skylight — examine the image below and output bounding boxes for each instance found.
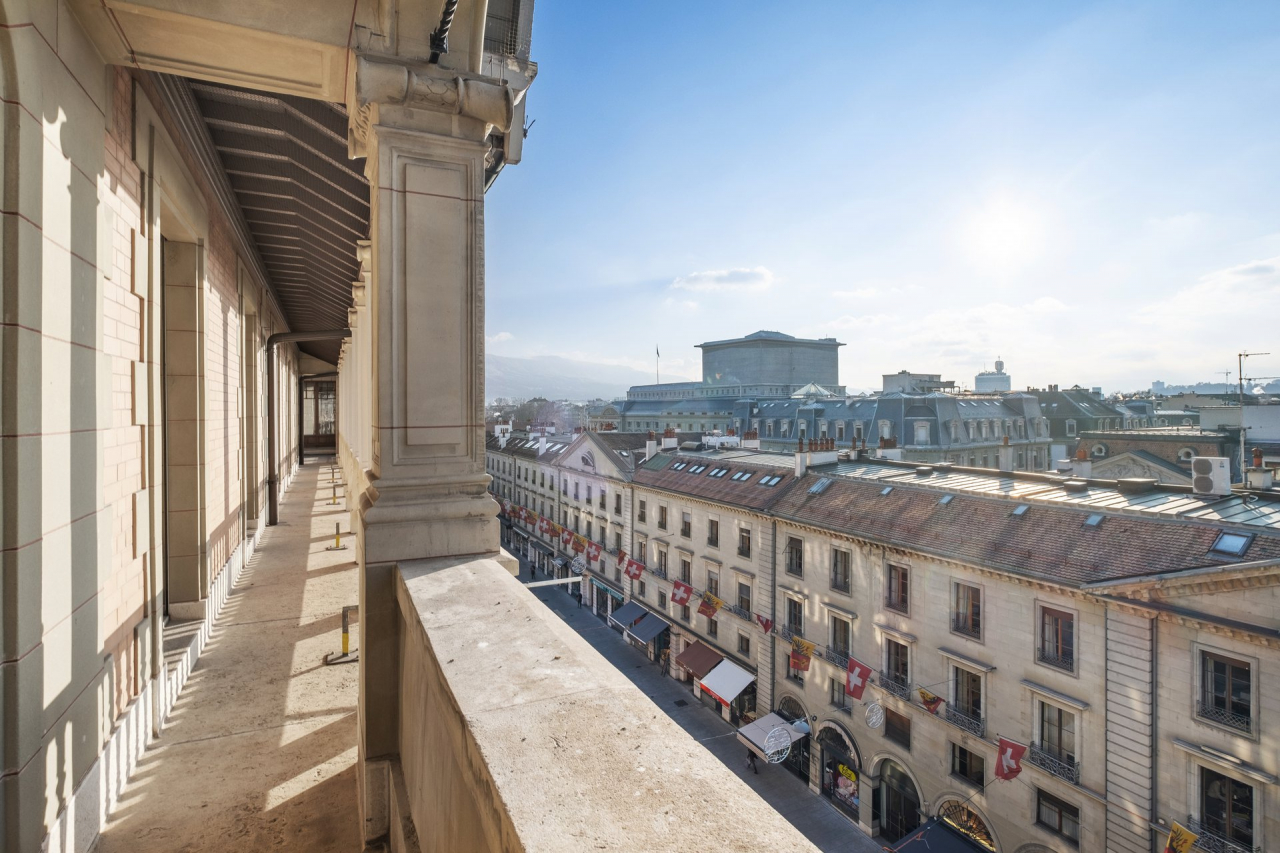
[1210,531,1253,557]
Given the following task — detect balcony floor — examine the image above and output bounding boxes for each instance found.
[97,460,360,852]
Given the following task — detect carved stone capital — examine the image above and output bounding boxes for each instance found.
[353,54,519,134]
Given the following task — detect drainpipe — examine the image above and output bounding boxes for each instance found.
[769,519,778,712]
[266,330,349,526]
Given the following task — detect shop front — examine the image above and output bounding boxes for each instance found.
[876,759,921,844]
[608,601,648,634]
[776,696,812,784]
[817,725,861,823]
[531,541,554,574]
[590,578,623,622]
[511,528,530,560]
[698,659,757,724]
[625,612,671,663]
[737,713,808,767]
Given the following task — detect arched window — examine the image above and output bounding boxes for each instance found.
[1178,447,1195,462]
[939,801,996,851]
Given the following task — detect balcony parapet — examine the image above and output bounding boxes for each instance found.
[392,555,820,852]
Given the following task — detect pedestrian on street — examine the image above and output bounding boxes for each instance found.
[746,749,757,774]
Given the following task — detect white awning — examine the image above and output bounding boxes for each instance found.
[736,712,807,759]
[698,659,756,706]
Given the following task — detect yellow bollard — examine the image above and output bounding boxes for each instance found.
[325,605,359,665]
[325,521,347,551]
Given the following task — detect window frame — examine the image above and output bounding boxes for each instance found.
[952,581,983,641]
[831,547,852,594]
[1035,789,1080,845]
[738,527,752,559]
[1194,643,1258,738]
[785,537,805,577]
[950,743,985,789]
[1036,602,1078,675]
[885,708,911,750]
[886,563,911,615]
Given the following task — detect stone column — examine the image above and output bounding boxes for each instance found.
[858,769,879,837]
[347,53,523,846]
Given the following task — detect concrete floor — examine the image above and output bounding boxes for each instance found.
[512,555,885,853]
[97,459,360,853]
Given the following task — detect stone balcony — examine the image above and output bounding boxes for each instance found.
[389,554,819,852]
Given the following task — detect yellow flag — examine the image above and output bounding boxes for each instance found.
[1162,822,1198,853]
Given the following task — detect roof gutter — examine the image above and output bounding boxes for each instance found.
[267,330,350,526]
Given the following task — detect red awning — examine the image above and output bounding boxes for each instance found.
[673,640,723,679]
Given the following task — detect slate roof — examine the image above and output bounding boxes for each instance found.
[633,454,800,512]
[772,472,1280,586]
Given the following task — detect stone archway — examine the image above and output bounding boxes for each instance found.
[774,695,812,783]
[876,757,922,844]
[816,721,861,820]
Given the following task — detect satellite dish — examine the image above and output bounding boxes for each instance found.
[865,702,885,730]
[763,727,792,763]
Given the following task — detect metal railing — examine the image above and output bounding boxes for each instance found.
[723,603,751,621]
[650,565,668,580]
[1028,743,1081,785]
[884,595,908,615]
[830,574,851,594]
[1037,647,1075,671]
[944,704,986,738]
[1197,701,1252,734]
[779,625,805,643]
[1187,817,1260,853]
[878,669,911,702]
[951,615,981,639]
[820,647,850,669]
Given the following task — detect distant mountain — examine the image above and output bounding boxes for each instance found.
[485,355,660,402]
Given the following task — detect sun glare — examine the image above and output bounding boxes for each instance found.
[959,194,1047,274]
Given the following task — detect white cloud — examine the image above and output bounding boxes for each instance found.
[670,266,775,293]
[662,296,700,311]
[486,331,514,345]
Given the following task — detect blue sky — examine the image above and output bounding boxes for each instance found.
[484,1,1280,393]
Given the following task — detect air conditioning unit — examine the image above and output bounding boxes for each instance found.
[1191,456,1232,497]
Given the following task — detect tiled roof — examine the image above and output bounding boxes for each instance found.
[771,473,1280,586]
[634,455,800,511]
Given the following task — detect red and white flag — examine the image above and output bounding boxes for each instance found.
[623,558,645,580]
[537,517,551,535]
[559,528,573,547]
[846,656,873,701]
[671,581,694,605]
[995,737,1027,781]
[755,614,773,634]
[615,550,627,572]
[586,541,602,561]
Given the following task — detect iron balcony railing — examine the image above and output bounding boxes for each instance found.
[650,565,668,580]
[1037,647,1075,671]
[723,603,751,621]
[830,574,851,594]
[952,615,982,639]
[1186,817,1260,853]
[820,647,850,669]
[779,625,804,643]
[831,700,852,716]
[1028,743,1081,785]
[884,596,908,615]
[878,669,911,702]
[944,704,986,738]
[1197,701,1252,734]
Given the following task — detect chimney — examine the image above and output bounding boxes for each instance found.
[662,427,678,450]
[742,429,761,450]
[1246,447,1274,490]
[646,430,657,461]
[997,435,1014,472]
[795,446,807,478]
[538,433,547,456]
[1072,446,1092,479]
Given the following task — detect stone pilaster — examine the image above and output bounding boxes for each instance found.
[348,52,523,847]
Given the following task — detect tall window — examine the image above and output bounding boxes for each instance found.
[738,528,752,558]
[614,531,622,552]
[737,581,752,613]
[831,548,851,594]
[951,744,984,788]
[658,506,668,530]
[954,668,982,719]
[706,570,719,598]
[707,618,718,639]
[831,616,851,657]
[1200,651,1252,732]
[1039,607,1075,671]
[885,639,909,686]
[737,632,751,656]
[829,677,850,710]
[680,558,691,583]
[1040,703,1076,763]
[885,709,911,749]
[1201,767,1253,847]
[680,511,692,538]
[638,500,646,522]
[681,604,691,622]
[953,583,981,638]
[1036,790,1080,843]
[707,519,719,547]
[786,598,804,635]
[785,537,804,577]
[615,493,622,514]
[886,565,910,613]
[656,549,667,575]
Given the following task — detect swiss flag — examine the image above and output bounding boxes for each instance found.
[616,551,627,572]
[624,558,644,580]
[995,737,1027,781]
[586,541,602,561]
[537,517,550,535]
[845,657,873,701]
[559,528,573,547]
[671,581,693,605]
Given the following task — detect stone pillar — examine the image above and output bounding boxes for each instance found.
[858,769,879,837]
[347,53,523,847]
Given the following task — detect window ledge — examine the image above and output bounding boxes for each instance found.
[1172,739,1276,784]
